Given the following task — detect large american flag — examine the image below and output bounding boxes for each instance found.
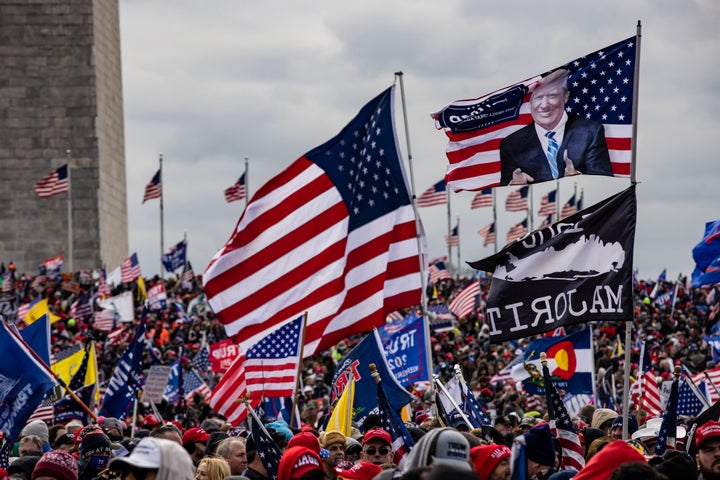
[543,362,584,471]
[203,87,423,356]
[210,315,302,424]
[471,188,493,209]
[142,169,161,203]
[416,180,447,207]
[433,37,636,192]
[449,280,480,319]
[505,186,529,212]
[225,173,247,203]
[35,164,69,198]
[121,253,141,283]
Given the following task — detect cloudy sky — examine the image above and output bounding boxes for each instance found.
[119,0,719,282]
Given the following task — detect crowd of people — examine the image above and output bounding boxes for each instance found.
[1,262,719,479]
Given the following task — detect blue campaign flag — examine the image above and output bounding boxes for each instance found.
[519,328,594,395]
[99,319,147,420]
[164,359,182,404]
[331,330,414,426]
[378,312,429,386]
[19,313,51,366]
[162,240,187,273]
[692,220,720,287]
[54,384,94,423]
[0,320,57,440]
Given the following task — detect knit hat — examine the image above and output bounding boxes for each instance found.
[610,414,638,436]
[80,432,113,460]
[590,408,618,430]
[288,432,321,454]
[362,428,391,446]
[32,450,78,480]
[470,444,511,480]
[652,450,696,479]
[335,461,383,480]
[278,446,324,480]
[320,430,347,449]
[430,428,472,471]
[572,440,646,480]
[523,424,555,468]
[696,419,720,447]
[21,420,50,445]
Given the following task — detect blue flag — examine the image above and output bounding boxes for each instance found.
[164,359,182,404]
[655,374,679,455]
[692,220,720,287]
[162,240,187,273]
[99,319,146,419]
[19,313,51,366]
[248,407,282,480]
[376,379,414,469]
[54,384,94,423]
[331,330,414,426]
[378,312,429,386]
[0,320,56,440]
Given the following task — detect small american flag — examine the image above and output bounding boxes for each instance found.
[506,218,528,243]
[428,259,452,285]
[142,169,161,203]
[27,396,55,424]
[35,164,69,198]
[478,223,496,248]
[210,316,302,425]
[106,326,130,345]
[471,188,493,209]
[560,194,578,219]
[121,253,141,283]
[41,254,64,272]
[677,377,706,417]
[248,406,283,480]
[630,341,662,417]
[449,280,480,319]
[691,366,720,404]
[224,173,247,203]
[192,344,212,372]
[93,309,116,332]
[505,186,529,212]
[445,225,459,246]
[183,369,212,402]
[543,362,585,471]
[416,180,447,207]
[70,292,94,320]
[537,190,558,216]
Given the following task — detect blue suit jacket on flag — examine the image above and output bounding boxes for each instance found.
[331,330,413,426]
[0,321,56,440]
[469,186,636,342]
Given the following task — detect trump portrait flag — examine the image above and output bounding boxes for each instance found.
[433,37,636,192]
[469,186,636,342]
[203,86,424,356]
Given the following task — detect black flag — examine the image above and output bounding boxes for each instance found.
[469,185,636,342]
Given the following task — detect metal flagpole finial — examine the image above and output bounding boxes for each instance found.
[369,363,380,383]
[540,352,548,366]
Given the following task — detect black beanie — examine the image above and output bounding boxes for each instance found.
[523,423,556,468]
[653,450,697,479]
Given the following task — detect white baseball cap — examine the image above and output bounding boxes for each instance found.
[109,437,161,471]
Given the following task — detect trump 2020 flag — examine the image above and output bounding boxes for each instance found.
[378,312,429,386]
[203,86,423,356]
[331,329,414,425]
[0,320,57,440]
[432,37,636,192]
[99,319,146,420]
[162,240,187,273]
[692,220,720,287]
[470,186,636,342]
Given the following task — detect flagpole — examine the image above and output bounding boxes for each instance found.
[244,156,250,208]
[528,185,534,231]
[456,216,461,278]
[631,21,642,184]
[289,312,309,429]
[668,273,682,320]
[492,190,498,253]
[5,320,96,421]
[447,186,453,274]
[159,154,165,279]
[66,149,74,273]
[432,374,472,429]
[682,365,711,409]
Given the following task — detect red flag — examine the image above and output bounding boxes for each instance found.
[202,87,423,356]
[210,316,302,425]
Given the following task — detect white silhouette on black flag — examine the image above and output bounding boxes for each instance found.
[469,185,636,342]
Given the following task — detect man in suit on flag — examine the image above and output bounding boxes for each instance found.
[500,69,613,186]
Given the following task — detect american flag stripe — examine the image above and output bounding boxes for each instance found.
[434,38,636,192]
[537,191,558,217]
[121,253,141,283]
[505,186,529,212]
[471,188,493,209]
[204,88,422,357]
[428,261,452,285]
[27,398,54,424]
[35,164,69,198]
[691,366,720,404]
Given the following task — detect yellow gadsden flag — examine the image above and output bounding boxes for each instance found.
[326,377,355,436]
[26,297,61,325]
[51,343,99,398]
